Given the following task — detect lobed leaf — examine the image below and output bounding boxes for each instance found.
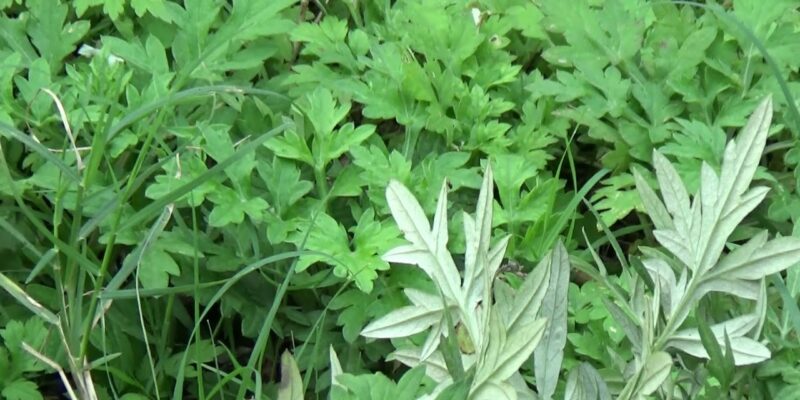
[667,335,770,366]
[506,254,550,333]
[717,96,772,217]
[633,168,673,230]
[712,236,800,281]
[385,180,462,301]
[636,351,672,396]
[668,314,769,365]
[361,305,446,339]
[653,151,692,237]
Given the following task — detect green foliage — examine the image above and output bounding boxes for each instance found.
[0,0,799,399]
[0,317,50,400]
[357,166,563,399]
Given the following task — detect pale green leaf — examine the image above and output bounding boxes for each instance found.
[389,348,450,383]
[713,236,800,280]
[696,278,761,301]
[534,240,571,400]
[277,350,304,400]
[329,346,344,388]
[564,363,611,400]
[0,273,58,325]
[718,97,772,216]
[699,162,719,216]
[653,229,693,269]
[471,380,516,400]
[495,318,547,382]
[643,258,676,316]
[633,168,673,230]
[602,298,642,354]
[668,315,769,365]
[507,256,550,332]
[463,164,496,309]
[653,151,691,235]
[637,351,672,396]
[384,180,461,301]
[700,186,770,273]
[361,305,444,339]
[431,181,450,268]
[667,335,769,366]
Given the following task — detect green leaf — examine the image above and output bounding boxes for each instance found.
[266,128,314,166]
[434,377,471,400]
[333,371,414,400]
[1,380,43,400]
[350,145,412,188]
[697,308,735,388]
[591,174,642,228]
[27,0,90,70]
[325,123,375,163]
[172,0,293,81]
[541,0,646,69]
[504,3,546,39]
[395,366,429,400]
[277,350,304,400]
[1,317,49,373]
[119,394,151,400]
[257,157,313,214]
[137,246,180,290]
[290,17,355,67]
[329,166,365,198]
[295,210,396,292]
[145,155,216,208]
[130,0,174,22]
[0,15,38,64]
[207,186,268,227]
[74,0,124,19]
[491,153,539,212]
[299,87,350,138]
[330,290,372,343]
[201,123,255,182]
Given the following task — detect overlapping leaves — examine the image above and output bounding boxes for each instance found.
[628,96,800,374]
[360,164,570,399]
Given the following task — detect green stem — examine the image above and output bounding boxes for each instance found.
[653,276,701,351]
[79,112,167,359]
[314,165,329,203]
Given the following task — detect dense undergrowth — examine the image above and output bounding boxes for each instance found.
[2,0,800,399]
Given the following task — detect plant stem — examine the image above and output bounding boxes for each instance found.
[314,165,329,202]
[653,276,702,351]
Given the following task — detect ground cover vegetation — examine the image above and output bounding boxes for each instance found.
[1,0,800,399]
